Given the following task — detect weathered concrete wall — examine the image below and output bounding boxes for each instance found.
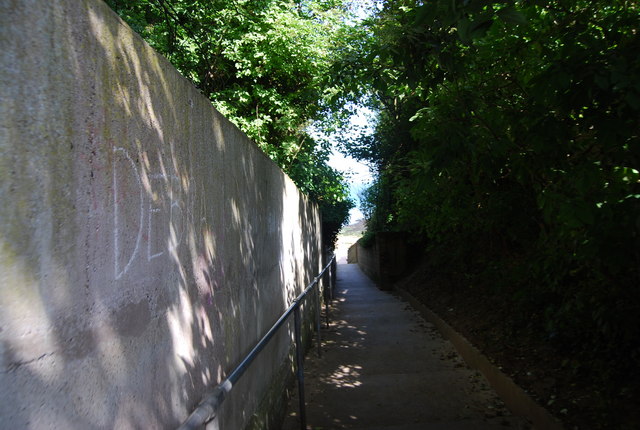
[356,240,380,283]
[0,1,322,428]
[347,242,358,264]
[354,233,407,290]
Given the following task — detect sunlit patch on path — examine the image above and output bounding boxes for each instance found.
[282,263,530,430]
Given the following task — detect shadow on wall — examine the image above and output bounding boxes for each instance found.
[0,0,321,428]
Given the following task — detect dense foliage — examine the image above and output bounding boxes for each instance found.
[106,0,354,246]
[336,0,640,426]
[107,0,640,424]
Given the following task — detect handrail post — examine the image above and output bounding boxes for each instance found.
[177,255,335,430]
[324,262,331,328]
[330,257,336,300]
[293,305,307,430]
[314,279,322,358]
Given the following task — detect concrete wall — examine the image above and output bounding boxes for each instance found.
[355,240,380,283]
[353,233,406,290]
[0,1,322,428]
[347,243,358,264]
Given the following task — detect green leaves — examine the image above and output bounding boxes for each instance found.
[107,0,357,246]
[339,2,640,415]
[457,17,493,44]
[496,5,527,26]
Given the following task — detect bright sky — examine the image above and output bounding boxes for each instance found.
[323,1,379,224]
[346,0,380,24]
[326,105,376,223]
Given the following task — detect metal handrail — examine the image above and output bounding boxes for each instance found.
[178,255,336,430]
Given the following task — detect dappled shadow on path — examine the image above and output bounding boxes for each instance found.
[281,263,530,430]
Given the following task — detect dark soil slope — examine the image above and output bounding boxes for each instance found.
[395,258,639,430]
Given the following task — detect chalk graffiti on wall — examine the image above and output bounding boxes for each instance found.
[113,147,186,280]
[113,147,143,280]
[147,174,166,262]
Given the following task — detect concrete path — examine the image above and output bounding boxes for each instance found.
[281,263,530,430]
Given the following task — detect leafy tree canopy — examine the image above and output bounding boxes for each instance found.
[106,0,356,246]
[333,0,640,425]
[108,0,640,424]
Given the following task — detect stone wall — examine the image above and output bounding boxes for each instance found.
[0,1,322,428]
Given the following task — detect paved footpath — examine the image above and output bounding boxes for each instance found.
[281,262,530,430]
